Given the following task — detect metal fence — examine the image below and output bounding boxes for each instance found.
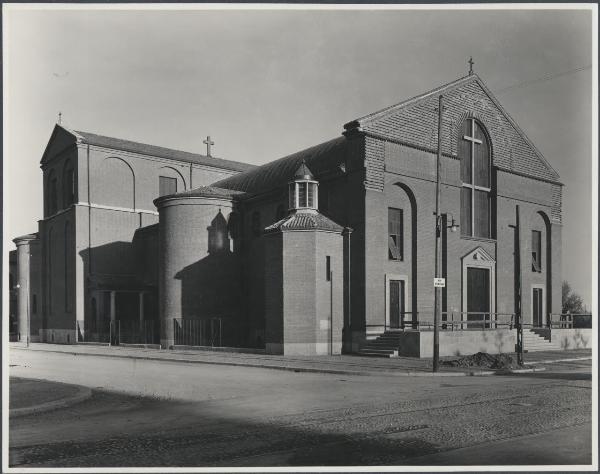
[548,313,592,329]
[419,312,516,331]
[76,319,159,345]
[117,320,160,345]
[173,318,223,347]
[373,312,516,332]
[76,320,111,343]
[372,312,593,332]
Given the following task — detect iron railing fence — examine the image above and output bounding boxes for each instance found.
[415,312,516,331]
[76,319,111,343]
[370,312,594,333]
[173,318,223,347]
[76,319,159,345]
[368,312,517,332]
[117,320,160,345]
[548,313,592,329]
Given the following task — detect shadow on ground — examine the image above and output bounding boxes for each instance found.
[9,390,442,467]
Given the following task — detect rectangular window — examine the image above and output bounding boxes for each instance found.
[326,256,331,281]
[298,182,307,207]
[388,208,403,261]
[307,183,315,208]
[159,176,177,197]
[532,230,542,272]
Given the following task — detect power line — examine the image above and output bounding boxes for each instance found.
[494,64,592,95]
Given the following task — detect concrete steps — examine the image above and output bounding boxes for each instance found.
[523,329,562,351]
[358,331,402,358]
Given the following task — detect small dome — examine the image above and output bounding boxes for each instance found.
[293,160,315,181]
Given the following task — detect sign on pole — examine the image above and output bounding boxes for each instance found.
[434,278,446,288]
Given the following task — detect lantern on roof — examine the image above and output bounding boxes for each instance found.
[288,160,318,211]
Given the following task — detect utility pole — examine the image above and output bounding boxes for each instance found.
[433,95,444,372]
[515,205,524,365]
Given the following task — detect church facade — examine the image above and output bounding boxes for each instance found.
[12,74,566,356]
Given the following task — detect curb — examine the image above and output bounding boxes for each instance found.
[11,346,493,377]
[523,356,592,365]
[10,385,92,418]
[494,366,547,375]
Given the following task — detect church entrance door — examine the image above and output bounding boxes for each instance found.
[532,287,544,327]
[389,280,406,329]
[466,267,490,328]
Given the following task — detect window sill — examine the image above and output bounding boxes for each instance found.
[460,235,497,244]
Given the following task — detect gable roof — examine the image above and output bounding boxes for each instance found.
[212,136,347,194]
[42,124,254,173]
[345,74,561,184]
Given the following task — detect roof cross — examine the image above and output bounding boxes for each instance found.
[468,57,474,75]
[203,136,214,157]
[58,112,62,125]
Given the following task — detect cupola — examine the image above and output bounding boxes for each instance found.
[288,160,318,212]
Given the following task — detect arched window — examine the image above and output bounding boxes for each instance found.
[63,160,75,207]
[459,118,491,238]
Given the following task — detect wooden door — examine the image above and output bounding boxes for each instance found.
[389,280,405,329]
[533,288,543,327]
[467,268,490,328]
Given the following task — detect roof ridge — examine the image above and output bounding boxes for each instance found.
[63,127,254,172]
[74,128,216,160]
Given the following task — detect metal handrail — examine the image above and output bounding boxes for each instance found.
[548,313,592,329]
[367,312,517,332]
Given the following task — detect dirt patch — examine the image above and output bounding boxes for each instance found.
[440,352,519,370]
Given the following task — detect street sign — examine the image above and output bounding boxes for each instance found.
[434,278,446,288]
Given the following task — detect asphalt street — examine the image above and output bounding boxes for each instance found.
[8,349,593,467]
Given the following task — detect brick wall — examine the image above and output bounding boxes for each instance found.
[358,133,562,334]
[157,195,240,347]
[263,229,344,356]
[360,77,560,185]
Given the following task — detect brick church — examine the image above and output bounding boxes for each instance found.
[11,73,569,356]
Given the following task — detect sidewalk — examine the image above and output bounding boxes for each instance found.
[9,343,591,377]
[9,377,92,417]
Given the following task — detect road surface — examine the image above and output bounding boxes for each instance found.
[8,349,593,467]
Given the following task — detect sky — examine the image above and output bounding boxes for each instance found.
[3,5,595,307]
